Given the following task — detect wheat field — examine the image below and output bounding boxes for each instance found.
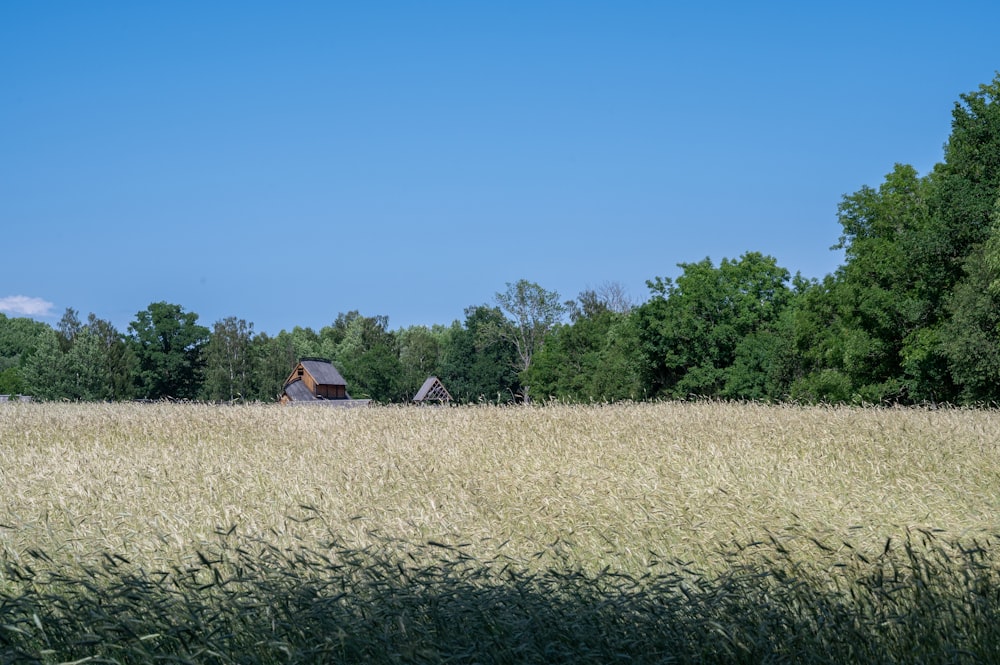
[3,401,998,567]
[2,401,999,663]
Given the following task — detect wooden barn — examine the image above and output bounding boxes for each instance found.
[412,376,452,404]
[279,358,369,406]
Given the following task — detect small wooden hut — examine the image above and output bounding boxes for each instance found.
[412,376,452,404]
[280,358,369,406]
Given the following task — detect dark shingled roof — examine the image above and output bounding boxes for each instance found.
[283,378,371,407]
[300,359,347,386]
[282,379,316,401]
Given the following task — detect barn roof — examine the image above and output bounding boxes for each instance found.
[283,379,316,401]
[299,358,347,386]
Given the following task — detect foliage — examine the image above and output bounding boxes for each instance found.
[0,313,51,376]
[492,280,567,401]
[87,313,139,400]
[0,366,24,395]
[634,252,792,398]
[812,164,937,402]
[19,327,67,399]
[201,317,255,402]
[128,302,210,400]
[329,312,406,402]
[250,331,299,401]
[524,290,642,402]
[438,306,520,403]
[940,247,1000,403]
[397,324,446,398]
[19,311,136,401]
[55,307,82,353]
[791,73,1000,405]
[927,73,1000,294]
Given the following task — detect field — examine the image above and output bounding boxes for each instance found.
[2,401,999,663]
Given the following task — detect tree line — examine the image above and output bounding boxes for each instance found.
[3,74,1000,406]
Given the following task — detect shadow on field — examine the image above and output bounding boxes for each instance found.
[2,528,1000,664]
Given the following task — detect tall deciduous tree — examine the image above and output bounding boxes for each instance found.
[21,313,135,401]
[568,282,635,322]
[525,287,641,402]
[21,328,69,399]
[492,280,566,401]
[941,247,1000,402]
[84,313,137,400]
[129,302,210,399]
[634,253,792,399]
[397,325,445,398]
[56,308,82,353]
[0,313,51,394]
[812,74,1000,404]
[439,306,520,403]
[332,313,404,402]
[928,74,1000,293]
[251,331,298,401]
[827,163,937,402]
[202,317,255,402]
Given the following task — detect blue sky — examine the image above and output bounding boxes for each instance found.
[3,2,998,335]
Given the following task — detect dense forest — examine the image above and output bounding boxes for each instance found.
[4,75,1000,406]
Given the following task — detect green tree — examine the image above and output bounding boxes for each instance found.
[926,73,1000,297]
[940,247,1000,403]
[525,287,642,402]
[936,193,1000,403]
[287,325,323,361]
[0,313,52,384]
[724,284,807,402]
[202,317,255,402]
[397,325,445,398]
[0,366,23,395]
[128,302,210,399]
[884,74,1000,403]
[811,75,1000,404]
[439,306,520,403]
[827,163,937,402]
[634,253,792,399]
[22,313,136,401]
[63,326,111,400]
[786,275,853,402]
[86,314,138,400]
[492,280,567,402]
[56,308,82,353]
[251,331,298,401]
[332,313,405,402]
[21,328,70,400]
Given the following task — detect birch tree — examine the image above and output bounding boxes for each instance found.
[492,279,566,401]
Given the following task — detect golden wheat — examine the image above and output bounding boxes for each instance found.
[1,401,998,573]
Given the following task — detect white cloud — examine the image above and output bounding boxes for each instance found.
[0,295,56,317]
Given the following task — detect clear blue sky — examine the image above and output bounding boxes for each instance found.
[3,2,998,335]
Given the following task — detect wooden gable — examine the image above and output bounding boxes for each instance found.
[281,358,350,402]
[413,376,452,403]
